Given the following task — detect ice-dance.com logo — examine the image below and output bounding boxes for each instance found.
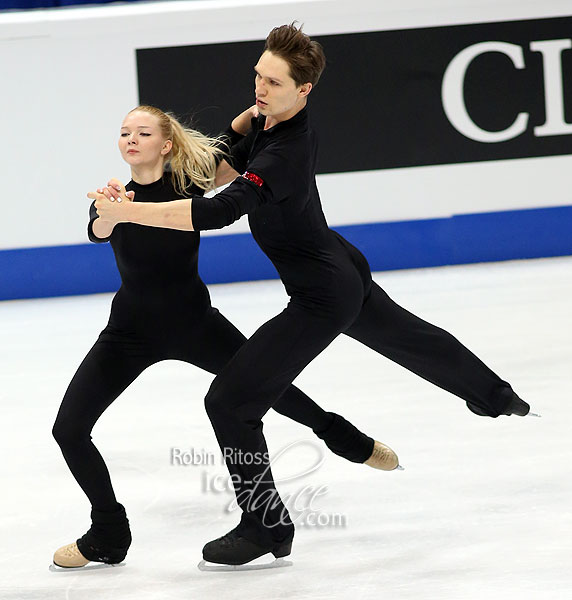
[169,439,348,529]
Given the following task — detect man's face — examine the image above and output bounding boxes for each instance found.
[254,51,311,122]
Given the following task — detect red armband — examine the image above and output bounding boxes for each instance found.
[242,171,264,187]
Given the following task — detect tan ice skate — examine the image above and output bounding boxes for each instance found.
[364,440,402,471]
[50,541,126,572]
[53,542,89,568]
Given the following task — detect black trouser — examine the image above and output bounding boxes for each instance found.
[204,279,515,547]
[52,306,371,513]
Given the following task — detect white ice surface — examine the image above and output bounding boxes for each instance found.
[0,257,571,600]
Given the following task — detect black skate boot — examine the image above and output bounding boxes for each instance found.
[501,393,530,416]
[199,527,293,571]
[467,389,537,417]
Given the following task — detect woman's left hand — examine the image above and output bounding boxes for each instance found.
[88,187,134,224]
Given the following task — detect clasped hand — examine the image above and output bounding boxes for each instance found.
[88,178,135,224]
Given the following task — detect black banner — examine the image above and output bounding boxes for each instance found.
[137,16,572,174]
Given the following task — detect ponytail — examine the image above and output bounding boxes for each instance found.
[130,105,226,194]
[167,115,225,194]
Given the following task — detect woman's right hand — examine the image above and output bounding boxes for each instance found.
[230,105,259,135]
[101,178,135,202]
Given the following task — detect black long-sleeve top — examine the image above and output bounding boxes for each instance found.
[192,108,369,303]
[88,176,211,327]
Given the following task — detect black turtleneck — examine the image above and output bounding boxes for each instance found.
[88,175,211,329]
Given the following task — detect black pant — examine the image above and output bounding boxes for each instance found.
[204,279,514,546]
[52,307,371,512]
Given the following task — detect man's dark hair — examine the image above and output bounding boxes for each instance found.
[264,22,326,87]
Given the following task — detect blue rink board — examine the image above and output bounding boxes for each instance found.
[1,205,571,301]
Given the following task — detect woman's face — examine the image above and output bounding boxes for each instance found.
[118,110,172,169]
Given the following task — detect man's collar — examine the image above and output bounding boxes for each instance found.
[256,106,308,134]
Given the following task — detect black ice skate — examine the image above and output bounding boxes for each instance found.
[198,528,293,572]
[467,390,541,418]
[501,393,540,417]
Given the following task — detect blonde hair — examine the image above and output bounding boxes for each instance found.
[129,105,225,194]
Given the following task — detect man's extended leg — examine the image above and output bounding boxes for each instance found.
[344,282,529,417]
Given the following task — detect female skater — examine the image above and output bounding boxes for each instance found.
[51,105,397,570]
[95,24,534,568]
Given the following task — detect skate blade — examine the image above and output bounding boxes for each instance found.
[197,557,293,572]
[49,562,125,573]
[395,465,405,471]
[528,412,542,418]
